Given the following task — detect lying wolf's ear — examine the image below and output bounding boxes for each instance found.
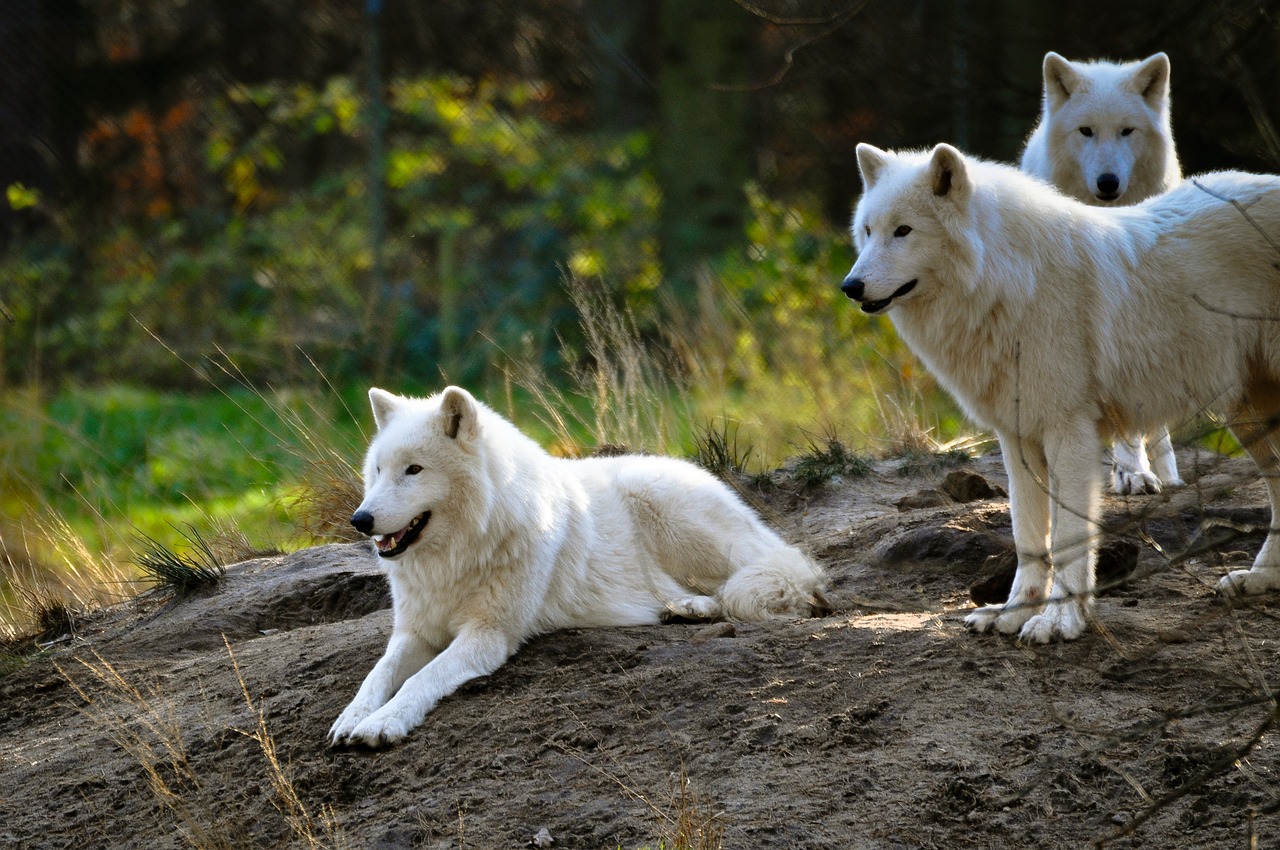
[368,388,402,431]
[928,144,970,203]
[1130,52,1170,109]
[1043,52,1082,110]
[439,386,479,441]
[856,143,891,190]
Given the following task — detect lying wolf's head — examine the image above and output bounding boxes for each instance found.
[841,143,979,315]
[1037,52,1176,204]
[350,386,485,559]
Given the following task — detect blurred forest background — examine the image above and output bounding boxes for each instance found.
[3,0,1280,630]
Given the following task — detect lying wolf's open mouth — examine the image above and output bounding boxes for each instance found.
[860,279,918,314]
[372,511,431,558]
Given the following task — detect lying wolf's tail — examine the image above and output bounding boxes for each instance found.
[718,548,828,621]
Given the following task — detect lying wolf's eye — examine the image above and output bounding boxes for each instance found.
[1120,127,1134,137]
[1079,127,1093,137]
[405,464,423,475]
[864,225,871,237]
[893,225,912,237]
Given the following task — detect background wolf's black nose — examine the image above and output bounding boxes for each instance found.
[1096,173,1120,194]
[351,510,375,535]
[841,276,865,301]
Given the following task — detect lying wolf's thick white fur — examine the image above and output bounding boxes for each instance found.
[842,142,1280,642]
[329,386,824,746]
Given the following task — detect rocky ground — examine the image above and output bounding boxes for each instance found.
[2,447,1278,849]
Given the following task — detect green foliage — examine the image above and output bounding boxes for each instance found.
[0,72,659,390]
[792,433,874,488]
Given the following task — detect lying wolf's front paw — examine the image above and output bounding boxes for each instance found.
[328,700,377,745]
[1018,602,1087,643]
[1111,467,1161,496]
[1217,567,1280,596]
[347,707,415,748]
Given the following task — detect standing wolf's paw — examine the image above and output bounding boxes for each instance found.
[1111,467,1161,496]
[1018,601,1087,643]
[1217,567,1280,596]
[964,603,1037,635]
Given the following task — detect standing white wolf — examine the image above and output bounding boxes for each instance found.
[1021,51,1184,495]
[329,386,825,746]
[841,142,1280,642]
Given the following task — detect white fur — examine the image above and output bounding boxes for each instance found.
[329,386,825,746]
[844,143,1280,642]
[1021,51,1184,495]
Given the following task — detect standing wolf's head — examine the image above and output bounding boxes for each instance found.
[1029,52,1179,205]
[841,143,983,315]
[350,386,489,560]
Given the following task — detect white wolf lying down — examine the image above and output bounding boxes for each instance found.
[841,142,1280,642]
[329,386,825,746]
[1021,51,1184,495]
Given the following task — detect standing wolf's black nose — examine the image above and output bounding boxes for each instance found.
[351,510,375,535]
[841,276,865,301]
[1096,173,1120,195]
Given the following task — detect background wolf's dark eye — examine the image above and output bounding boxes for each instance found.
[405,464,423,475]
[864,225,871,237]
[1079,127,1093,137]
[1121,128,1134,137]
[893,225,912,237]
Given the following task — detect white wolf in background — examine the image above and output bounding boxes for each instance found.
[842,142,1280,642]
[1021,51,1184,495]
[329,386,825,746]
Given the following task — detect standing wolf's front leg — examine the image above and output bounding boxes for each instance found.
[329,631,437,745]
[345,624,513,747]
[1020,422,1101,643]
[966,432,1051,636]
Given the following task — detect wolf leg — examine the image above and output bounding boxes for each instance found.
[967,432,1051,635]
[1147,426,1184,487]
[1020,422,1101,643]
[1111,434,1162,495]
[346,624,512,747]
[329,631,437,745]
[1220,386,1280,594]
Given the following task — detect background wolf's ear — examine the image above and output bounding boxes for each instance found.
[928,144,970,203]
[368,388,401,431]
[1043,52,1082,110]
[856,143,891,190]
[1130,52,1171,109]
[439,386,479,441]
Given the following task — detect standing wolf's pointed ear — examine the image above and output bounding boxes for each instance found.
[856,143,892,190]
[369,388,401,431]
[1130,52,1171,109]
[1043,52,1082,110]
[928,144,970,203]
[439,386,480,441]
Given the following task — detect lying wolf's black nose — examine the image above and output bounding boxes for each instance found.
[841,276,865,301]
[351,510,375,535]
[1096,173,1120,195]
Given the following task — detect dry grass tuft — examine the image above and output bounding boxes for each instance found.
[59,642,346,850]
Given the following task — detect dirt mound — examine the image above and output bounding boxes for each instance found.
[1,449,1278,849]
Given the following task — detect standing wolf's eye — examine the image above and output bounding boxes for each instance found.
[1079,127,1093,137]
[405,464,423,475]
[1120,127,1134,137]
[864,225,871,237]
[893,225,912,237]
